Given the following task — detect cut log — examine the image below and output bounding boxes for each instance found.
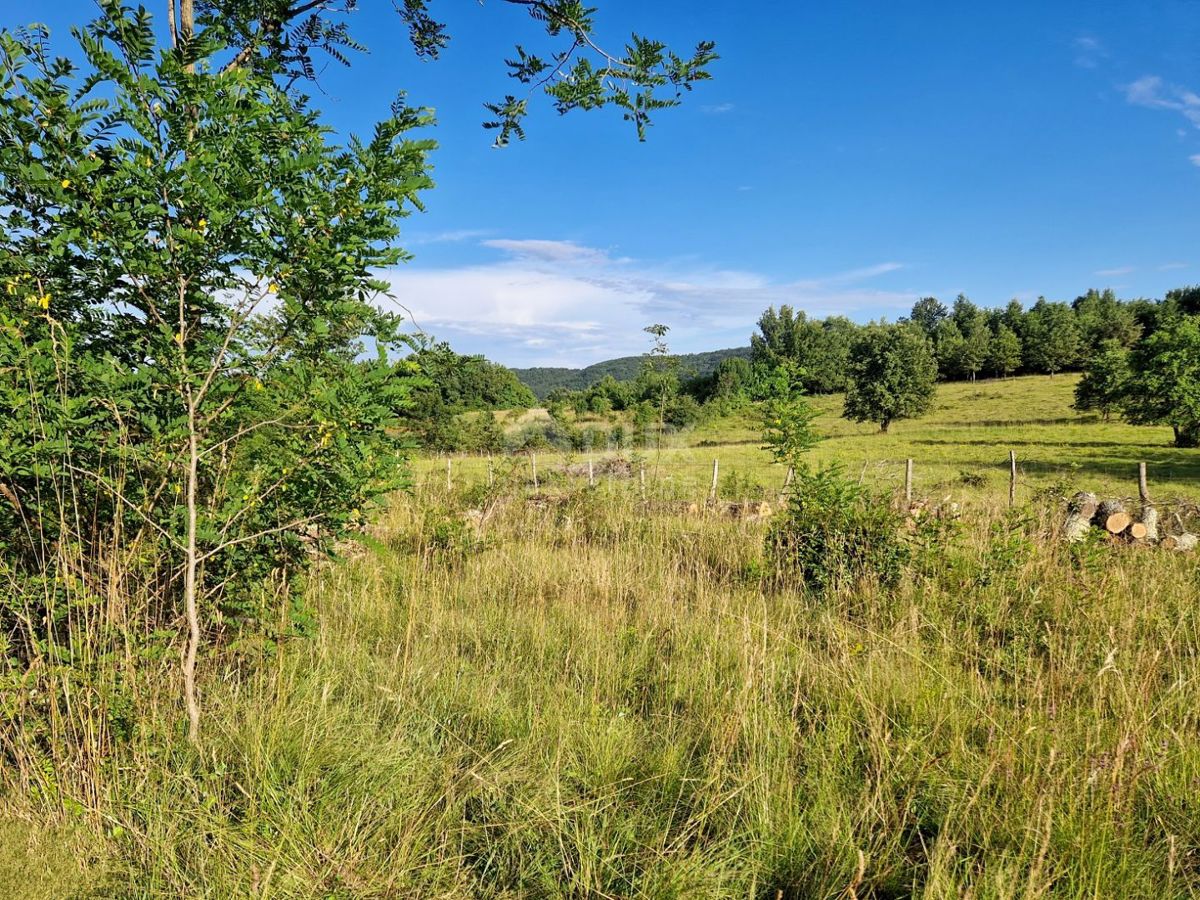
[1127,522,1148,541]
[1103,511,1132,534]
[1141,506,1159,543]
[1091,499,1131,535]
[1064,491,1098,543]
[1162,533,1198,552]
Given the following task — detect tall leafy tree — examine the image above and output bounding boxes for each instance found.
[1074,341,1130,421]
[842,324,938,433]
[951,294,989,381]
[1023,299,1081,375]
[1123,315,1200,447]
[0,0,715,744]
[908,296,948,337]
[986,324,1023,378]
[1073,288,1141,348]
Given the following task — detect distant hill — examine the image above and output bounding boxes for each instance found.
[512,346,753,399]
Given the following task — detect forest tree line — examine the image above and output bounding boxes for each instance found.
[410,285,1200,451]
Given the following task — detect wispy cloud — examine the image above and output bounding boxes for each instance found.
[1095,266,1134,277]
[480,238,611,265]
[1159,262,1190,271]
[380,239,917,366]
[1123,75,1200,128]
[1072,35,1107,69]
[1190,154,1200,167]
[407,228,491,245]
[701,102,735,115]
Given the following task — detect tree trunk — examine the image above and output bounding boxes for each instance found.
[1173,424,1200,448]
[183,399,201,745]
[880,419,890,434]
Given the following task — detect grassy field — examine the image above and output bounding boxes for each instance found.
[4,374,1200,897]
[431,375,1200,505]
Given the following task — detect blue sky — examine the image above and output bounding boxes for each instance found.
[11,1,1200,366]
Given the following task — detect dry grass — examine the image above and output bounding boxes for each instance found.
[4,374,1200,897]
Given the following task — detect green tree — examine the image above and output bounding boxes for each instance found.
[0,10,434,741]
[1073,341,1130,421]
[842,325,938,433]
[951,295,989,381]
[986,324,1023,378]
[0,0,715,746]
[760,360,821,468]
[1073,288,1140,348]
[932,319,966,380]
[1123,315,1200,447]
[908,296,948,337]
[1023,299,1081,375]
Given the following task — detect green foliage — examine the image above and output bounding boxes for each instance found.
[0,5,430,725]
[1022,298,1081,375]
[1073,288,1141,347]
[842,324,938,432]
[1074,340,1131,420]
[986,323,1022,378]
[512,346,752,399]
[1123,314,1200,447]
[191,0,716,146]
[760,360,821,467]
[402,341,535,450]
[751,306,852,393]
[907,296,948,336]
[766,464,908,592]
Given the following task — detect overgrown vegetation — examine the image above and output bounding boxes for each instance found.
[8,457,1200,896]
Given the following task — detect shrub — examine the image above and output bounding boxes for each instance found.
[766,465,908,592]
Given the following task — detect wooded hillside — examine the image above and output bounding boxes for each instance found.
[512,346,753,398]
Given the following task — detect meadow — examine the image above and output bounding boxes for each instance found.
[433,375,1200,505]
[4,374,1200,898]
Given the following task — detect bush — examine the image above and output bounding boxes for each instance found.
[766,465,908,592]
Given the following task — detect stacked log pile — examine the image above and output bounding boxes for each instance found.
[1063,479,1194,549]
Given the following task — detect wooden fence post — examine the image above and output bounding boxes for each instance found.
[639,461,646,500]
[904,458,913,504]
[1009,450,1017,507]
[588,454,595,487]
[531,453,539,490]
[709,457,719,506]
[1139,461,1159,542]
[487,454,494,487]
[446,457,452,492]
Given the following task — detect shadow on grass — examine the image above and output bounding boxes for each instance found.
[910,438,1160,450]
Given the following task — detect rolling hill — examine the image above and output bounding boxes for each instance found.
[511,346,753,399]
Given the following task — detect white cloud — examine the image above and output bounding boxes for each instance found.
[701,102,735,114]
[1190,154,1200,167]
[407,228,490,245]
[379,239,917,366]
[1095,266,1134,277]
[1123,75,1200,129]
[480,238,611,265]
[1160,262,1190,271]
[1073,35,1107,69]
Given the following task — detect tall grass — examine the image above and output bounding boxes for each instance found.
[4,467,1198,897]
